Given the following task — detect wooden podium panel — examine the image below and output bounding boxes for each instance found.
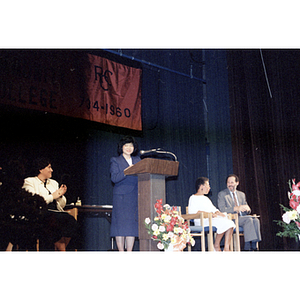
[138,173,166,251]
[124,158,179,251]
[124,158,179,177]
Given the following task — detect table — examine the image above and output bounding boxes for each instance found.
[64,204,113,250]
[65,204,112,222]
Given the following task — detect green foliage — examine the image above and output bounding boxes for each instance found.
[275,219,300,242]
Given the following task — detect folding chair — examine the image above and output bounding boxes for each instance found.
[182,207,205,251]
[230,214,260,251]
[227,213,241,251]
[182,207,216,251]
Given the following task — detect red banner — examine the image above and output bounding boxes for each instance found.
[0,51,142,131]
[84,54,142,130]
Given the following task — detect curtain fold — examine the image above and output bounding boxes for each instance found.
[227,49,300,250]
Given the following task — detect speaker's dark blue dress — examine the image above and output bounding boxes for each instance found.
[110,155,141,237]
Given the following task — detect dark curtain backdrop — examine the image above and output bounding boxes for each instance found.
[0,49,233,251]
[205,50,233,202]
[227,49,300,250]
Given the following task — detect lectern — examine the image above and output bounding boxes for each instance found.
[124,158,179,251]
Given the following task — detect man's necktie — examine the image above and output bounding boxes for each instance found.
[232,192,238,206]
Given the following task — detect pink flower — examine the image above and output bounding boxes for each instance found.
[154,199,163,214]
[292,179,300,190]
[166,224,174,232]
[290,199,299,210]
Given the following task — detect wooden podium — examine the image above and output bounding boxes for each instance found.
[124,158,179,251]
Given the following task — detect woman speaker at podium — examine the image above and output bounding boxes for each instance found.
[110,136,141,251]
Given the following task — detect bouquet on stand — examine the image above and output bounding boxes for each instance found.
[276,179,300,241]
[144,199,195,251]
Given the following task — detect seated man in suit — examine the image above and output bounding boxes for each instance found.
[217,174,261,251]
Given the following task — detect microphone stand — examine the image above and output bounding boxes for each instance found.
[140,149,177,161]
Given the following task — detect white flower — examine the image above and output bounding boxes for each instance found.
[297,206,300,214]
[159,225,165,232]
[282,211,291,224]
[153,229,160,236]
[171,237,177,244]
[164,215,171,223]
[163,204,171,210]
[151,223,158,231]
[174,227,183,234]
[157,242,164,250]
[145,217,151,225]
[162,234,169,241]
[288,210,298,221]
[282,210,298,224]
[190,237,196,246]
[168,231,174,238]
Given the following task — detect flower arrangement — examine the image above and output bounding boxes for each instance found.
[144,199,195,251]
[276,179,300,241]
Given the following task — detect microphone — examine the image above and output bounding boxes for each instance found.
[140,148,177,161]
[140,149,157,155]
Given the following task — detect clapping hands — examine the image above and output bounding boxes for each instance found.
[53,184,67,199]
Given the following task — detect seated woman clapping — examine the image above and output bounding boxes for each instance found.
[23,158,77,251]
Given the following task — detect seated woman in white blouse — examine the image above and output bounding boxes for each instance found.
[188,177,235,251]
[23,158,77,251]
